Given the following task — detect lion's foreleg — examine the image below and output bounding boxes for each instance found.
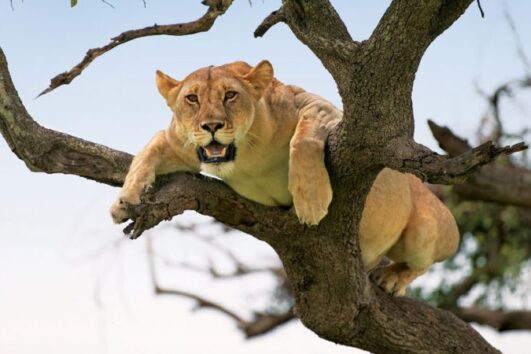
[289,94,341,225]
[110,130,191,223]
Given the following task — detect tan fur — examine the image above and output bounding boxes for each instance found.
[110,61,459,296]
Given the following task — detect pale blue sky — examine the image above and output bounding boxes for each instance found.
[1,1,530,353]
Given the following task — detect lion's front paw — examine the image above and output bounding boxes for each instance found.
[290,170,333,226]
[110,198,134,224]
[109,188,144,224]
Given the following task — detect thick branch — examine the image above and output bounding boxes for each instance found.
[125,172,301,241]
[365,0,474,86]
[255,0,359,86]
[429,120,531,208]
[38,0,234,96]
[0,49,131,185]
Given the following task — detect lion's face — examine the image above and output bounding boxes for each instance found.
[156,61,273,175]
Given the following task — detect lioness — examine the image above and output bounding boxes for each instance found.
[110,60,459,296]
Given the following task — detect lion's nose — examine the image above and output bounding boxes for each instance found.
[201,122,225,133]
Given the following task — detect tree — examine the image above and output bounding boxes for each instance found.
[149,86,531,337]
[0,1,528,353]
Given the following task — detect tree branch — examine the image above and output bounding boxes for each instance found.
[253,8,286,38]
[124,172,301,240]
[255,0,359,86]
[382,137,527,185]
[454,307,531,332]
[365,0,474,86]
[0,49,131,186]
[429,120,531,208]
[38,0,234,96]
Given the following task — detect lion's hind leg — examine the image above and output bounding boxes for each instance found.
[371,208,440,296]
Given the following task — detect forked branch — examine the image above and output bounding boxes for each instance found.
[255,0,359,85]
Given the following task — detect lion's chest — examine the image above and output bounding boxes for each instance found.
[217,146,292,207]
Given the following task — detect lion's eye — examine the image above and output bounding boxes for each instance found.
[185,94,198,103]
[224,91,238,101]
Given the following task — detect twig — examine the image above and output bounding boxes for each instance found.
[101,0,114,9]
[476,0,485,18]
[504,9,530,74]
[38,0,233,96]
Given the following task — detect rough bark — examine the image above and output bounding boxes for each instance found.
[2,1,528,353]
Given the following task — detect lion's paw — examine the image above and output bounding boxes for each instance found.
[370,264,421,297]
[109,188,144,224]
[290,171,332,226]
[110,198,133,224]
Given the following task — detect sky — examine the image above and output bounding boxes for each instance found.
[0,1,530,353]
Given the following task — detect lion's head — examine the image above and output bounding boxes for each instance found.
[155,60,273,175]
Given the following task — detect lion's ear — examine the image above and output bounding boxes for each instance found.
[243,60,274,99]
[156,70,181,105]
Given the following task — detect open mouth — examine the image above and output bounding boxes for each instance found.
[197,141,236,163]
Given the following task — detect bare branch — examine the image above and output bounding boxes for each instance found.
[454,307,531,332]
[475,76,531,143]
[147,235,295,337]
[101,0,115,9]
[154,231,282,279]
[148,236,245,324]
[504,9,530,74]
[429,120,531,208]
[382,136,527,185]
[156,286,247,323]
[476,0,485,18]
[38,0,234,96]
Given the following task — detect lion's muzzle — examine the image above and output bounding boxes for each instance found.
[197,141,236,163]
